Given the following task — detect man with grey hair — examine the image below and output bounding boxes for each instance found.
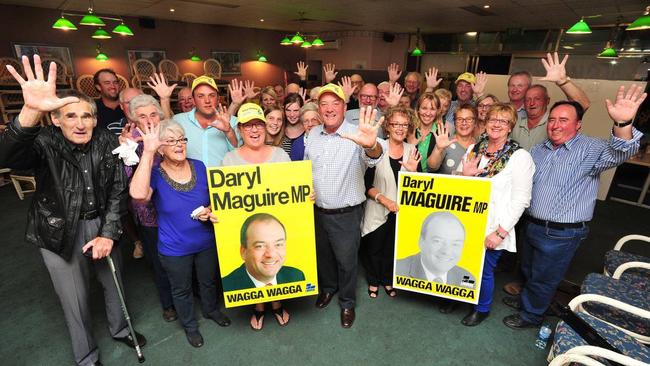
[345,83,382,125]
[107,87,142,134]
[0,55,145,366]
[507,71,533,122]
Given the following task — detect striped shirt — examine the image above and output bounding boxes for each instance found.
[305,120,386,209]
[527,129,642,223]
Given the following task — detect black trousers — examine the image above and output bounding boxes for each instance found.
[361,212,396,287]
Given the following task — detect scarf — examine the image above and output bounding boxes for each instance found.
[469,133,520,178]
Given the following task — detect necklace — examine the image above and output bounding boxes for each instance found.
[159,161,196,192]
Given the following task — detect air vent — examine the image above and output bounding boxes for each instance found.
[179,0,240,8]
[459,6,495,16]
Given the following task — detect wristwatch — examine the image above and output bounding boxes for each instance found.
[613,120,633,128]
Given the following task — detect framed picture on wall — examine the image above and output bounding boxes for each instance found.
[13,43,75,76]
[127,49,167,76]
[211,51,241,75]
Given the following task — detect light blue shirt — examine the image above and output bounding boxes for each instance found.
[344,108,385,138]
[305,120,386,209]
[173,108,240,167]
[527,129,641,223]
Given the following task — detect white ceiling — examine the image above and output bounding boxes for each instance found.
[2,0,647,34]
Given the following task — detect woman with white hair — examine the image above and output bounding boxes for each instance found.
[289,102,322,161]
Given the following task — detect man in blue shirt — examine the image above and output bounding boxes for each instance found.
[502,85,646,329]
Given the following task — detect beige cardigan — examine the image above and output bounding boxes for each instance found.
[361,141,415,236]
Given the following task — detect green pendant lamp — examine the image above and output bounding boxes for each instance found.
[189,48,201,61]
[95,46,108,61]
[280,37,292,46]
[258,55,268,62]
[410,47,423,57]
[112,22,134,36]
[80,9,105,26]
[52,15,77,30]
[597,42,618,59]
[311,37,325,46]
[626,7,650,31]
[566,18,592,34]
[92,28,111,39]
[301,40,312,48]
[290,32,304,44]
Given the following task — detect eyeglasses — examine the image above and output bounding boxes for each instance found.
[455,117,475,125]
[487,118,511,126]
[360,94,377,101]
[242,123,265,131]
[164,137,188,146]
[477,104,493,109]
[389,123,409,129]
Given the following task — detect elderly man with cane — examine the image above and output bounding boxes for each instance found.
[0,55,146,366]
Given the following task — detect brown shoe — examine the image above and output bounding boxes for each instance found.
[340,308,355,328]
[315,292,334,309]
[503,281,522,296]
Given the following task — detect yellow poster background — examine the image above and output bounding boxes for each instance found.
[207,161,318,308]
[393,172,491,304]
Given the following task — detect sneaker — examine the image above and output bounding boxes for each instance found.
[132,241,144,259]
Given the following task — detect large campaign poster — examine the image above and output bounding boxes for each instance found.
[393,172,491,304]
[207,161,318,308]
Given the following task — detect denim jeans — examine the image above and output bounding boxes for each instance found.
[475,249,502,313]
[159,247,219,332]
[519,221,589,324]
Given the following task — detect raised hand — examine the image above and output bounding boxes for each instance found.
[387,63,402,84]
[9,55,79,125]
[243,80,259,100]
[323,63,338,83]
[147,73,177,99]
[606,84,647,124]
[209,104,233,132]
[136,120,162,154]
[425,67,442,90]
[341,106,382,148]
[228,79,246,105]
[540,52,569,84]
[385,82,404,107]
[295,61,308,81]
[461,154,486,176]
[400,148,421,172]
[472,71,487,97]
[433,121,456,150]
[118,122,142,145]
[338,76,356,102]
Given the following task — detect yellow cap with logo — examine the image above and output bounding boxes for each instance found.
[318,83,346,101]
[191,75,218,93]
[237,103,266,124]
[455,72,476,84]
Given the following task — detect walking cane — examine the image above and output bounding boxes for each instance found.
[106,255,146,363]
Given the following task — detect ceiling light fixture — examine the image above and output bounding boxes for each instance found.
[53,1,135,38]
[112,21,134,36]
[170,8,175,12]
[95,45,108,61]
[466,31,477,36]
[92,28,111,39]
[566,17,592,34]
[626,6,650,31]
[189,48,201,61]
[483,5,490,9]
[597,42,619,59]
[410,27,423,57]
[52,15,78,30]
[80,8,105,26]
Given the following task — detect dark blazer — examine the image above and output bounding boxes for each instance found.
[222,263,305,292]
[395,253,475,287]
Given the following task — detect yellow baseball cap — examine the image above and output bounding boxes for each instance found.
[191,75,218,93]
[237,103,266,124]
[318,83,345,101]
[455,72,476,84]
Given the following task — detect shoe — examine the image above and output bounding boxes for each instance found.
[462,310,489,326]
[383,286,397,298]
[209,310,231,327]
[162,307,177,322]
[439,299,459,314]
[315,292,334,309]
[503,313,540,329]
[503,281,522,296]
[272,306,290,327]
[185,330,204,348]
[368,286,379,298]
[340,308,355,328]
[250,310,265,331]
[132,241,144,259]
[502,296,521,310]
[113,331,147,348]
[90,361,103,366]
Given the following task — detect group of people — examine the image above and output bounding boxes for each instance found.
[0,52,645,365]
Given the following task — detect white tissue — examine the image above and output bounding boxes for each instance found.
[190,206,205,220]
[111,139,140,166]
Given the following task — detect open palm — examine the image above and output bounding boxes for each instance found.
[341,106,381,148]
[606,84,647,123]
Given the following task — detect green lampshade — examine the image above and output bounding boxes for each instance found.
[280,37,292,45]
[92,28,111,39]
[566,19,592,34]
[52,16,77,30]
[311,37,325,46]
[80,11,105,26]
[597,47,618,59]
[112,23,134,36]
[96,52,108,61]
[258,55,268,62]
[410,47,423,56]
[301,40,312,48]
[626,12,650,31]
[290,33,304,44]
[190,55,201,61]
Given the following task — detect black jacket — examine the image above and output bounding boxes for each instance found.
[0,120,127,260]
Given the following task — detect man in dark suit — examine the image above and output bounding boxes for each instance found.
[222,213,304,292]
[396,211,474,287]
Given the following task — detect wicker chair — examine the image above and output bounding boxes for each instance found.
[158,59,180,82]
[181,72,197,86]
[203,59,222,80]
[0,57,23,86]
[116,74,129,92]
[41,57,73,88]
[132,59,156,88]
[76,74,99,98]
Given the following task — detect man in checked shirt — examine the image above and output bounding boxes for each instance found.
[502,85,646,329]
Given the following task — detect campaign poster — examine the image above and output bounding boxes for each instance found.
[207,161,318,308]
[393,172,491,304]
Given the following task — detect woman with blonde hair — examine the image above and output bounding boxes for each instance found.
[260,86,278,109]
[264,106,285,146]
